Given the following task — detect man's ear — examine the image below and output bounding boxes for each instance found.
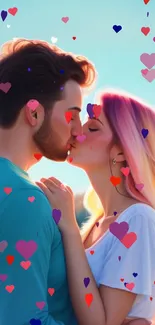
[110,144,125,163]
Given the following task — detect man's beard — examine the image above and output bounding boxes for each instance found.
[33,118,68,162]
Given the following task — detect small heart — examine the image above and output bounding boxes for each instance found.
[36,301,46,310]
[133,272,138,277]
[141,69,148,75]
[0,274,8,281]
[150,296,153,301]
[144,0,150,4]
[6,255,14,265]
[48,288,55,296]
[153,37,155,42]
[125,282,135,291]
[96,222,99,227]
[8,7,18,16]
[118,256,121,261]
[124,282,127,287]
[113,25,122,33]
[90,250,94,255]
[7,24,10,28]
[85,293,93,307]
[84,277,90,288]
[1,10,8,21]
[61,16,69,23]
[28,196,35,203]
[27,99,39,112]
[72,36,76,40]
[5,285,15,293]
[68,157,73,163]
[141,128,149,138]
[20,261,31,270]
[4,187,12,195]
[0,240,8,253]
[109,221,129,240]
[141,27,150,36]
[135,183,144,191]
[0,82,11,93]
[76,135,86,143]
[120,167,130,177]
[87,103,94,119]
[30,319,41,325]
[15,240,38,259]
[110,176,121,186]
[34,153,42,161]
[93,104,102,118]
[120,278,124,282]
[65,111,72,123]
[51,37,58,43]
[52,209,61,225]
[113,211,117,216]
[121,232,137,248]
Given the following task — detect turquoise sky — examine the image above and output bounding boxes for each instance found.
[0,0,155,193]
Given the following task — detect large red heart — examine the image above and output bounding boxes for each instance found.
[8,7,18,16]
[121,232,137,248]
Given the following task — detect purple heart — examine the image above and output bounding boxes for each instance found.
[133,272,138,277]
[113,25,122,33]
[52,209,61,224]
[113,211,117,216]
[141,128,149,139]
[96,222,99,227]
[1,10,7,21]
[109,221,129,240]
[124,282,128,287]
[86,103,94,119]
[118,256,121,261]
[0,274,8,281]
[29,319,41,325]
[84,277,90,288]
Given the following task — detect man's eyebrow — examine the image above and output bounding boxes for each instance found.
[68,107,81,113]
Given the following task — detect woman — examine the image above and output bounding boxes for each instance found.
[37,90,155,325]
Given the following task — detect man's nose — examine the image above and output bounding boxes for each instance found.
[71,122,83,137]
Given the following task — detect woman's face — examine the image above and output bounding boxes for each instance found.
[67,101,114,171]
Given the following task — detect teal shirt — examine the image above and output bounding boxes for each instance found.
[0,158,77,325]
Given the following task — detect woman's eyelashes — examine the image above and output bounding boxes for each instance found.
[88,128,99,132]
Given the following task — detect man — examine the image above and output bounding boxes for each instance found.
[0,38,96,325]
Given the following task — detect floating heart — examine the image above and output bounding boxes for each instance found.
[118,256,121,261]
[96,222,99,227]
[113,25,122,33]
[4,187,12,194]
[68,157,73,163]
[34,153,42,161]
[90,250,94,255]
[150,297,153,301]
[142,69,155,82]
[120,278,124,282]
[121,232,137,248]
[135,183,144,191]
[51,37,58,43]
[141,69,148,75]
[1,10,8,21]
[5,285,14,293]
[76,135,86,143]
[85,293,93,307]
[0,240,8,253]
[0,82,11,93]
[27,99,39,112]
[36,301,46,310]
[93,104,102,118]
[20,261,31,270]
[72,36,76,40]
[28,196,35,203]
[52,209,61,224]
[84,277,90,288]
[144,0,150,4]
[87,103,94,119]
[8,7,18,16]
[30,319,41,325]
[109,221,129,240]
[120,167,130,176]
[61,16,69,23]
[0,274,8,281]
[133,272,138,277]
[141,128,149,138]
[140,53,155,69]
[141,27,150,36]
[65,111,72,123]
[15,240,38,259]
[48,288,55,296]
[6,255,14,265]
[110,176,121,186]
[125,282,135,291]
[113,211,117,216]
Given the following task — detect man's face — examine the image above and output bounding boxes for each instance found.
[33,80,83,161]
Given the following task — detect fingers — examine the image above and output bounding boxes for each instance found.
[40,178,59,191]
[36,181,53,198]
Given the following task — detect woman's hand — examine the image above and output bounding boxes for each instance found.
[36,177,79,234]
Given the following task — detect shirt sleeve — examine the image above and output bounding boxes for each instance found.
[98,207,155,296]
[0,188,64,325]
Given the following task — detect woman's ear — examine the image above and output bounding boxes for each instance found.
[110,145,125,163]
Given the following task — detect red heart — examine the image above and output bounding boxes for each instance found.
[65,112,72,123]
[4,187,12,195]
[72,37,76,40]
[121,232,137,248]
[8,7,18,16]
[90,250,94,255]
[34,153,42,161]
[141,27,150,36]
[144,0,150,4]
[6,255,14,265]
[48,288,55,296]
[110,176,121,186]
[93,104,102,119]
[150,296,153,301]
[68,157,73,163]
[120,278,124,282]
[85,293,93,307]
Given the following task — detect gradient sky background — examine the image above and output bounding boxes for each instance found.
[0,0,155,193]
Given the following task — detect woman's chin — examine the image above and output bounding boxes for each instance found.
[66,154,83,168]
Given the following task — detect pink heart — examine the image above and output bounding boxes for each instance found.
[142,69,155,83]
[0,82,11,93]
[5,285,14,293]
[109,221,129,240]
[135,183,144,191]
[0,240,8,253]
[36,301,46,310]
[93,104,102,118]
[4,187,12,195]
[28,196,35,203]
[27,99,39,112]
[140,53,155,69]
[141,69,148,75]
[15,240,38,259]
[0,274,8,281]
[76,135,86,143]
[20,261,31,270]
[61,16,69,23]
[120,167,130,176]
[125,282,135,291]
[121,232,137,248]
[48,288,55,296]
